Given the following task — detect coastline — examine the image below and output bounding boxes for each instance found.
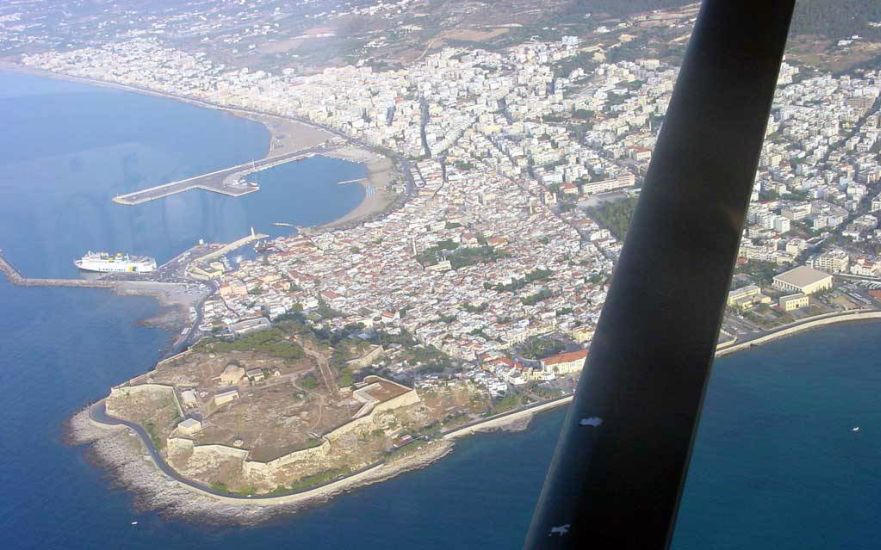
[714,309,881,357]
[0,61,329,154]
[13,60,881,524]
[0,61,398,342]
[68,392,548,523]
[68,307,881,522]
[112,281,208,334]
[319,145,397,229]
[0,61,397,230]
[69,406,455,523]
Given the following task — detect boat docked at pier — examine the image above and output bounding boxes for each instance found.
[74,251,157,273]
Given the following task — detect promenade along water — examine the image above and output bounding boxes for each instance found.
[4,69,881,549]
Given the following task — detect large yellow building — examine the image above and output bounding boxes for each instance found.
[772,266,833,295]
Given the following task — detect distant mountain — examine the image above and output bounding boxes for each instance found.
[573,0,692,17]
[790,0,881,38]
[582,0,881,40]
[5,0,880,73]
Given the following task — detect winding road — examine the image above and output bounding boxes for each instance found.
[87,400,237,498]
[86,399,391,503]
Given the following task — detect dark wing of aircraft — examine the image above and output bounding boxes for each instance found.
[524,1,796,548]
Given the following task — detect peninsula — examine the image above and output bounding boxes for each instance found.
[4,0,881,525]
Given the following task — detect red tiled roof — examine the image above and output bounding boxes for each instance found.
[542,349,588,366]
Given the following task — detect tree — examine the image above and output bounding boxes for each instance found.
[339,368,354,387]
[585,196,639,240]
[300,373,319,389]
[790,0,881,39]
[519,336,565,360]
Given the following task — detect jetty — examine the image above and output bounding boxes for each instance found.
[0,252,114,289]
[193,230,268,264]
[0,228,265,290]
[112,145,330,206]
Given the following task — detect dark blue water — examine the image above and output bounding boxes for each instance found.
[0,70,364,278]
[3,70,881,549]
[673,323,881,550]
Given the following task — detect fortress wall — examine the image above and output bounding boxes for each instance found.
[346,345,384,369]
[167,436,195,455]
[192,443,249,460]
[166,377,423,488]
[324,413,377,442]
[374,389,421,413]
[243,440,332,482]
[155,349,194,369]
[243,389,420,483]
[179,443,249,482]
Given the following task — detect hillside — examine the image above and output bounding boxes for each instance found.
[791,0,881,39]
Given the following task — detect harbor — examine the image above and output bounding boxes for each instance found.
[0,228,267,290]
[111,143,340,206]
[0,251,114,289]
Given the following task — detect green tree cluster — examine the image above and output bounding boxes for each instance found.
[522,288,553,306]
[486,268,553,292]
[585,196,639,240]
[194,328,305,360]
[790,0,881,38]
[519,336,565,360]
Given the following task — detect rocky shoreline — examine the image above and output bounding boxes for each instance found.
[65,308,881,524]
[64,387,565,525]
[113,282,207,333]
[68,408,456,524]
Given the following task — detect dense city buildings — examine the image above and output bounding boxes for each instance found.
[4,0,881,525]
[18,2,881,397]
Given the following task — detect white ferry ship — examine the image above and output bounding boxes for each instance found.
[74,251,157,273]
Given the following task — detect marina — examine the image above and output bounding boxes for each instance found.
[0,67,374,550]
[111,144,338,206]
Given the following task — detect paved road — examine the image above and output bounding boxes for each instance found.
[87,399,380,501]
[88,400,239,499]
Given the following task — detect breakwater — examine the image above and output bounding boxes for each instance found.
[192,232,268,264]
[112,146,329,206]
[0,251,114,288]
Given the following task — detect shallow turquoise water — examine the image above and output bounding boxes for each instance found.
[2,69,881,549]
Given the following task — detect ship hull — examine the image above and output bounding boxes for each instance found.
[74,255,157,274]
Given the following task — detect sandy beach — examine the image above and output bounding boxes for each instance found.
[319,145,398,229]
[0,61,331,157]
[0,62,398,228]
[18,59,881,524]
[0,61,400,328]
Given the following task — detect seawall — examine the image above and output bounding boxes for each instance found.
[716,309,881,357]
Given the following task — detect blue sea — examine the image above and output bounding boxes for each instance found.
[2,69,881,549]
